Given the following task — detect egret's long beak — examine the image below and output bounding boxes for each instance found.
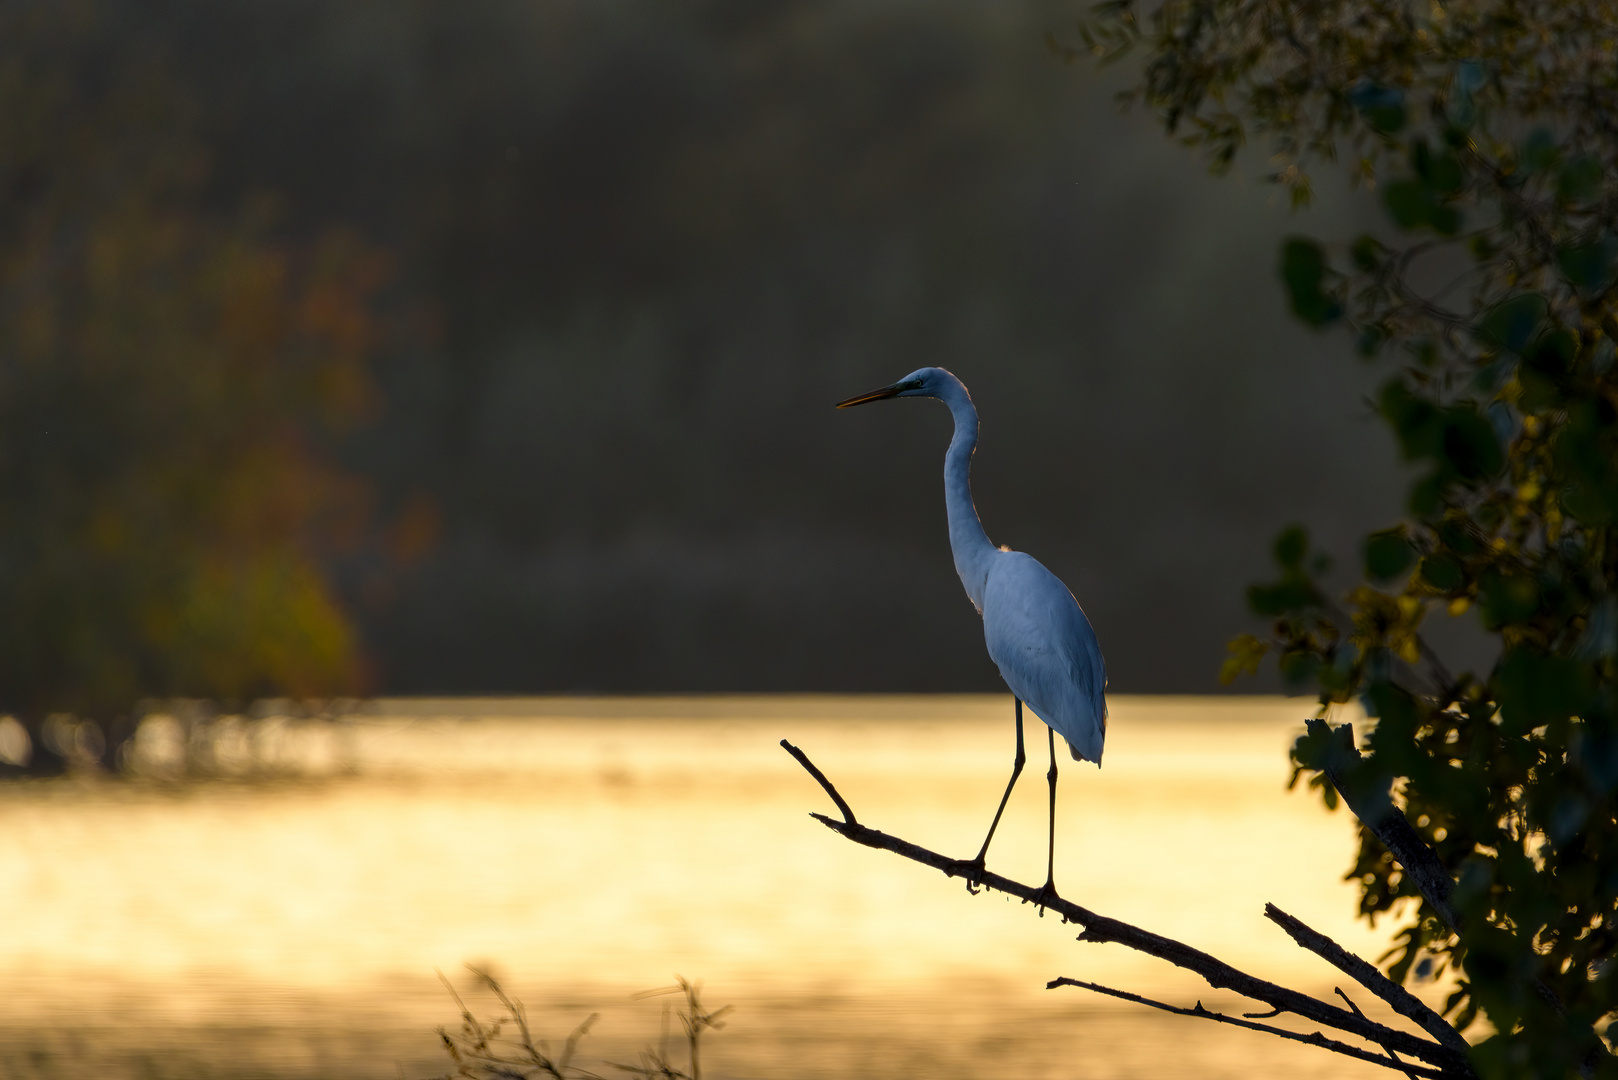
[835,383,904,408]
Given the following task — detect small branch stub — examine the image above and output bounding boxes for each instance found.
[779,739,856,823]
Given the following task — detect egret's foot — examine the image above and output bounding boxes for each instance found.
[1029,879,1060,915]
[944,857,988,894]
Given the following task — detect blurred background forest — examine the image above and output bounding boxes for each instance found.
[2,0,1413,708]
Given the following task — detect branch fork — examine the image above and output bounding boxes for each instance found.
[779,737,1476,1079]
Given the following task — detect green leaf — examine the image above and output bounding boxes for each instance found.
[1561,481,1618,526]
[1350,234,1382,272]
[1583,725,1618,793]
[1247,577,1315,616]
[1448,60,1483,129]
[1478,569,1541,628]
[1432,156,1463,195]
[1555,399,1617,479]
[1441,407,1504,480]
[1522,327,1576,381]
[1273,524,1308,568]
[1364,528,1415,580]
[1277,648,1321,689]
[1219,633,1268,685]
[1557,238,1617,291]
[1291,723,1332,771]
[1547,793,1589,844]
[1316,648,1355,697]
[1383,180,1431,229]
[1379,381,1443,460]
[1558,155,1602,203]
[1438,520,1482,557]
[1419,551,1465,591]
[1350,81,1407,133]
[1474,294,1548,353]
[1521,127,1559,172]
[1412,139,1463,194]
[1408,473,1443,517]
[1384,150,1463,234]
[1366,693,1418,743]
[1494,648,1593,729]
[1517,366,1559,414]
[1278,238,1340,325]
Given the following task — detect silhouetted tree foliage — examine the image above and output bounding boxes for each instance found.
[1078,0,1618,1074]
[0,4,385,764]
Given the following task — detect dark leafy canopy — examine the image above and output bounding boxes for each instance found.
[0,5,384,754]
[1078,1,1618,1075]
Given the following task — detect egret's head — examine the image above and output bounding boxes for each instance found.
[834,366,951,408]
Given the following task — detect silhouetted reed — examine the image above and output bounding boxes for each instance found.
[433,969,730,1080]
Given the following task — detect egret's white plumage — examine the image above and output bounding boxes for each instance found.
[839,365,1106,760]
[982,551,1107,764]
[837,365,1107,895]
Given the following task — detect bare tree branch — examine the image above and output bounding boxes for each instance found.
[1309,721,1581,1026]
[1336,986,1423,1080]
[1264,902,1471,1058]
[1306,720,1462,931]
[1309,719,1609,1079]
[1046,978,1449,1080]
[781,740,1472,1076]
[779,739,856,824]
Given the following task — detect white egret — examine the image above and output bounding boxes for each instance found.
[837,366,1106,904]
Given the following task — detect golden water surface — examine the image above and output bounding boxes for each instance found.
[0,695,1451,1079]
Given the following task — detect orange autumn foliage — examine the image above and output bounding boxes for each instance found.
[0,5,387,720]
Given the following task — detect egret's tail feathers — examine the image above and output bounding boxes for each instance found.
[1065,737,1102,767]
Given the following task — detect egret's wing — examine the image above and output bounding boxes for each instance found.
[981,553,1107,763]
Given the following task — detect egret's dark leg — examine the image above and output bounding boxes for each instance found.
[1032,725,1060,912]
[946,698,1025,890]
[972,698,1028,864]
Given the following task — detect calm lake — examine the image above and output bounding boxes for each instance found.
[1,695,1453,1079]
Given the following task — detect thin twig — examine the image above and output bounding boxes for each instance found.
[780,742,1467,1073]
[1264,903,1471,1059]
[1046,979,1449,1080]
[779,739,856,823]
[1338,987,1422,1080]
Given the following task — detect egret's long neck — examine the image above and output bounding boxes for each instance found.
[938,378,996,611]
